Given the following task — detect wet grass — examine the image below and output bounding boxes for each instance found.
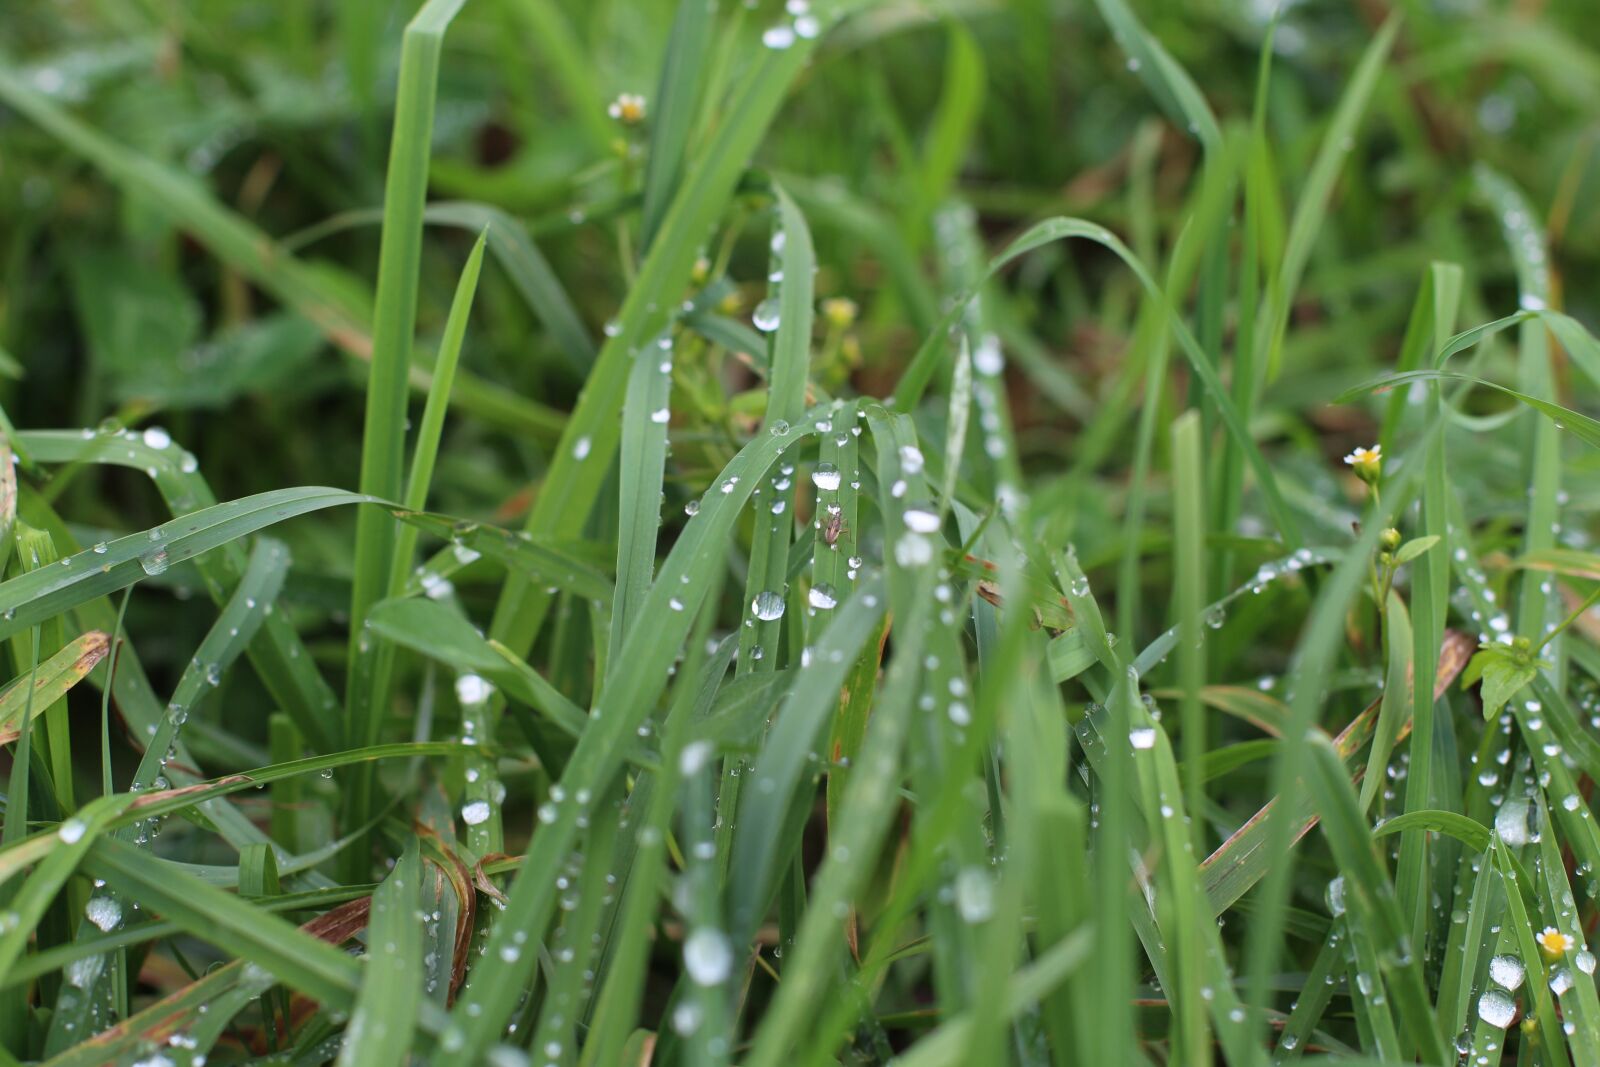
[3,0,1600,1064]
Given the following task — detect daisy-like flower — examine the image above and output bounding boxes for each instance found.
[1343,443,1382,484]
[608,93,647,125]
[1537,926,1573,961]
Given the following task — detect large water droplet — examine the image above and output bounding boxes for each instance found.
[811,463,842,491]
[902,506,940,534]
[1325,876,1346,917]
[683,928,733,985]
[753,297,782,332]
[1495,798,1537,848]
[751,591,787,622]
[954,867,994,923]
[808,584,838,611]
[1477,988,1516,1028]
[140,549,170,576]
[1129,727,1157,750]
[142,427,172,450]
[85,897,122,932]
[1489,953,1525,991]
[456,674,493,705]
[461,801,492,826]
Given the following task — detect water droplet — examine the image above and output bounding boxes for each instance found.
[1326,876,1346,917]
[683,928,733,985]
[1489,953,1525,991]
[85,897,122,932]
[811,463,842,491]
[142,427,172,450]
[808,584,838,611]
[769,419,790,436]
[456,674,493,705]
[684,499,701,517]
[140,549,170,576]
[461,801,492,826]
[1495,798,1537,848]
[954,867,994,923]
[58,819,87,844]
[762,25,796,50]
[573,436,592,460]
[1477,988,1516,1028]
[650,407,671,424]
[751,591,787,621]
[902,506,940,534]
[898,445,925,474]
[1129,727,1157,750]
[753,297,782,332]
[895,533,934,567]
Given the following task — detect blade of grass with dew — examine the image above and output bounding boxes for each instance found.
[726,575,887,942]
[487,6,853,662]
[1303,735,1449,1063]
[0,486,378,642]
[345,0,468,869]
[609,327,675,659]
[14,430,342,751]
[892,216,1301,548]
[742,414,941,1067]
[1393,262,1458,981]
[445,408,836,1059]
[127,537,288,793]
[336,839,423,1067]
[1476,167,1563,658]
[1239,414,1439,1049]
[734,184,814,674]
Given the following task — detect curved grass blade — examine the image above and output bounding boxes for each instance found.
[129,537,290,792]
[0,487,378,643]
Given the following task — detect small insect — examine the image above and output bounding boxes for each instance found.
[820,504,849,549]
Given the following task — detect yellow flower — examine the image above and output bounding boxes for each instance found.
[608,93,647,125]
[1343,444,1382,484]
[1537,927,1573,961]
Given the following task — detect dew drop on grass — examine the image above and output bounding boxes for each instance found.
[58,819,87,844]
[140,549,170,576]
[461,801,492,826]
[1129,727,1157,750]
[683,928,733,986]
[898,444,925,474]
[684,499,701,517]
[1325,876,1346,917]
[573,436,592,460]
[1489,953,1525,990]
[142,426,172,450]
[456,674,493,706]
[752,297,782,332]
[769,419,789,436]
[808,584,837,610]
[1477,988,1516,1028]
[954,867,994,923]
[895,533,933,567]
[751,591,786,621]
[1551,967,1575,995]
[1495,798,1537,847]
[650,407,670,424]
[811,463,841,491]
[761,25,796,50]
[902,506,940,533]
[1577,950,1597,975]
[85,897,122,932]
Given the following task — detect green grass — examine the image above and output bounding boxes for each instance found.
[3,1,1600,1064]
